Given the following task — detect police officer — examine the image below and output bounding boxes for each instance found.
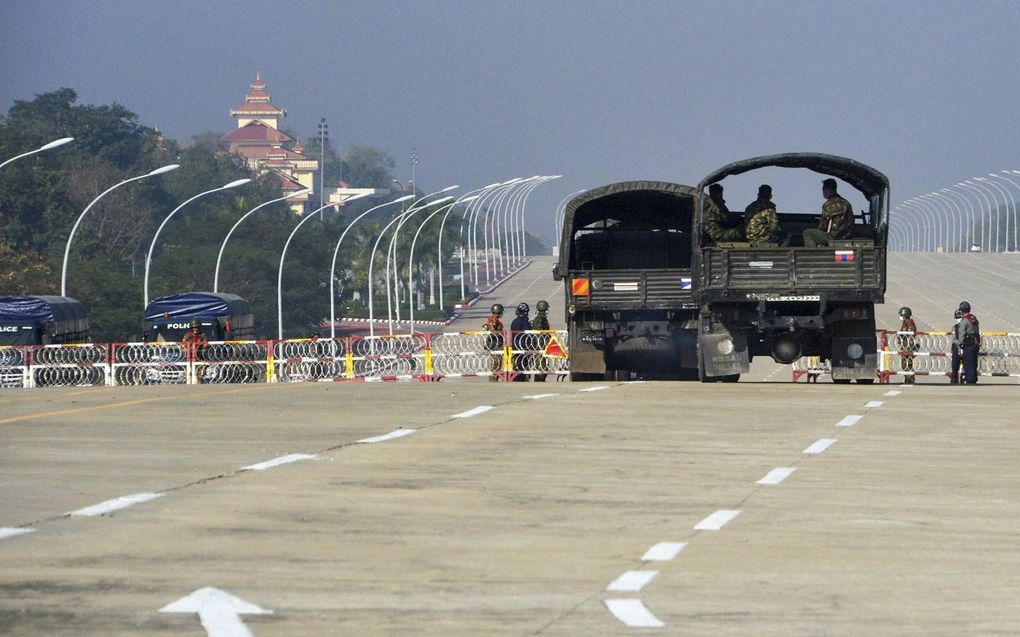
[532,300,551,382]
[510,302,532,381]
[484,304,504,382]
[949,309,963,384]
[956,301,981,384]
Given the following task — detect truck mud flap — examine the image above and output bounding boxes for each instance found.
[830,334,878,380]
[698,325,749,378]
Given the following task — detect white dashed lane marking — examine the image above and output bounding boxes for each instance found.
[835,415,864,428]
[451,405,495,418]
[357,429,416,444]
[606,570,659,592]
[642,542,687,561]
[578,386,609,392]
[694,509,741,531]
[604,599,665,628]
[884,390,902,397]
[757,467,797,485]
[67,493,163,517]
[241,454,316,471]
[0,527,35,540]
[523,394,558,400]
[865,400,884,408]
[804,438,838,454]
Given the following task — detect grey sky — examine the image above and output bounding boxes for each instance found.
[3,0,1018,242]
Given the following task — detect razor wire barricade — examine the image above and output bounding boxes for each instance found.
[877,330,1020,382]
[0,330,572,389]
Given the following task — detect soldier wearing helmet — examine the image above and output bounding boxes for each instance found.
[532,300,551,382]
[510,303,532,381]
[484,304,504,382]
[955,301,981,384]
[182,319,208,348]
[897,306,917,384]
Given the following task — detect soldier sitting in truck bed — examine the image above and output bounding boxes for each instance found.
[704,183,745,243]
[804,178,854,247]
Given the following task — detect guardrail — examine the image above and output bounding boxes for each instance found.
[0,330,570,389]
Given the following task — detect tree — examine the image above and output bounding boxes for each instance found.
[342,146,396,189]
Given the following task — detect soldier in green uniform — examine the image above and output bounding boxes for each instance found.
[704,183,745,243]
[744,184,777,216]
[532,300,551,382]
[745,206,785,246]
[804,178,855,247]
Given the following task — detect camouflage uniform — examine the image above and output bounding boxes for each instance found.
[703,198,744,243]
[745,207,780,246]
[804,195,854,246]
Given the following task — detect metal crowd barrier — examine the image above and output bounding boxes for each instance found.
[0,330,571,390]
[877,330,1020,382]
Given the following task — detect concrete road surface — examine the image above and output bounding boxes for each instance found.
[448,255,563,332]
[1,380,1018,635]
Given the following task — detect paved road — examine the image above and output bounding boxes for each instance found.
[1,381,1017,635]
[448,255,563,332]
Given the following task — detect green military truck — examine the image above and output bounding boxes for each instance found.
[693,153,889,383]
[552,182,701,380]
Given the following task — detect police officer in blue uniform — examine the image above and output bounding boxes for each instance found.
[956,301,981,384]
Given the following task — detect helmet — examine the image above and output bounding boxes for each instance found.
[959,301,971,313]
[898,307,912,318]
[536,300,549,313]
[190,319,200,329]
[516,302,530,316]
[953,309,963,320]
[490,303,504,315]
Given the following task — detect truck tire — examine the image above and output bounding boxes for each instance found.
[832,378,852,384]
[855,378,875,384]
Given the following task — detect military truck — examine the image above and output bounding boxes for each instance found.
[144,292,254,342]
[0,295,89,346]
[552,182,701,380]
[693,153,889,383]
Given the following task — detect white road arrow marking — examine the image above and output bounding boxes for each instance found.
[160,587,272,637]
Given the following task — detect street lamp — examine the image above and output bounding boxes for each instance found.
[959,181,994,251]
[317,118,329,219]
[941,188,976,251]
[144,177,251,307]
[0,137,74,170]
[213,188,312,293]
[930,192,964,252]
[61,163,179,296]
[456,182,505,298]
[277,195,370,340]
[554,189,586,253]
[438,186,498,310]
[408,195,478,332]
[919,193,950,252]
[975,177,1011,252]
[471,179,521,286]
[328,194,415,338]
[512,175,560,262]
[990,171,1020,251]
[367,197,453,338]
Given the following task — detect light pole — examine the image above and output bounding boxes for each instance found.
[457,182,505,298]
[930,192,964,252]
[328,194,415,339]
[62,163,179,296]
[408,196,477,332]
[367,197,453,338]
[942,187,976,251]
[278,201,344,340]
[317,118,329,220]
[437,187,497,311]
[555,189,586,253]
[901,200,932,250]
[512,175,560,263]
[920,193,950,252]
[991,171,1020,251]
[0,137,73,171]
[144,177,251,307]
[976,177,1010,252]
[214,188,311,293]
[386,186,458,323]
[490,178,534,276]
[471,179,520,286]
[503,177,541,268]
[959,180,994,251]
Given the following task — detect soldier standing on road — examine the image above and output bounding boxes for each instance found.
[704,183,745,243]
[949,309,963,384]
[804,178,854,247]
[957,301,981,384]
[897,307,917,384]
[484,303,504,382]
[182,319,209,384]
[510,302,532,382]
[532,300,551,382]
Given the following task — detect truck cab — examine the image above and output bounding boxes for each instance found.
[693,153,889,382]
[553,181,700,380]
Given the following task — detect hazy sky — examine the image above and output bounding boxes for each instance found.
[3,0,1019,242]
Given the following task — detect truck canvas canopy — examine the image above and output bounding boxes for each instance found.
[0,295,89,345]
[144,292,254,342]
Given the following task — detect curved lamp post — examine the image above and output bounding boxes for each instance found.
[512,174,560,263]
[931,192,964,252]
[62,163,179,296]
[472,178,520,286]
[0,137,74,171]
[988,172,1020,251]
[942,188,976,251]
[277,196,370,340]
[959,181,994,251]
[457,182,507,296]
[144,177,251,307]
[975,177,1010,252]
[367,197,453,338]
[408,196,478,332]
[436,186,498,310]
[328,194,415,338]
[920,193,951,252]
[214,188,312,293]
[555,189,586,253]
